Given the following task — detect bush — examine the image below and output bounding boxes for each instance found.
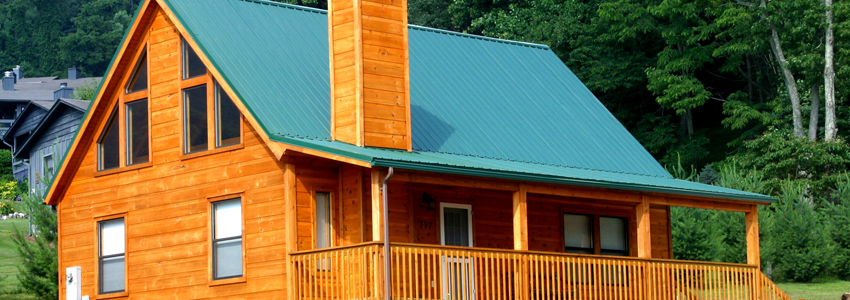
[0,181,17,200]
[762,182,830,282]
[672,207,722,261]
[0,201,12,215]
[825,178,850,280]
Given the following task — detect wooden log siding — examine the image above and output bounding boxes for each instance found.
[291,242,793,300]
[58,6,298,298]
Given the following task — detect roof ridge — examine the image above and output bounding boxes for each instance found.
[235,0,327,14]
[407,25,550,50]
[232,0,549,50]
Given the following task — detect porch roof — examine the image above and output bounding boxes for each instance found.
[274,135,776,203]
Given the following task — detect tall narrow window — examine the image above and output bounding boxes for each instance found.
[98,218,125,294]
[98,106,120,171]
[563,213,594,254]
[184,85,208,153]
[126,51,147,94]
[315,192,331,249]
[216,83,241,147]
[599,217,629,256]
[183,39,206,79]
[126,99,149,165]
[212,198,243,280]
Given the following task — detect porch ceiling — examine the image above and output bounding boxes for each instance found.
[273,135,776,204]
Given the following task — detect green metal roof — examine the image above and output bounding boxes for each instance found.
[160,0,775,203]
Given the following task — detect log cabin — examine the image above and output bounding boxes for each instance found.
[45,0,792,299]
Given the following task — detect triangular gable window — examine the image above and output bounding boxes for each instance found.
[126,50,148,94]
[98,106,120,170]
[183,40,206,79]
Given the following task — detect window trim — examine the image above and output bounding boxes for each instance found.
[599,216,630,256]
[93,213,128,299]
[95,40,152,176]
[42,152,54,179]
[560,206,633,257]
[182,38,207,80]
[439,202,474,247]
[207,194,247,286]
[179,35,243,160]
[125,98,150,166]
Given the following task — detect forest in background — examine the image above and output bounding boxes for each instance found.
[1,0,849,286]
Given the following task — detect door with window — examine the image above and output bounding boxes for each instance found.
[440,203,475,300]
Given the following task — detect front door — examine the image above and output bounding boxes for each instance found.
[440,203,475,300]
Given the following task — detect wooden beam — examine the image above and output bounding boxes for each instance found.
[526,183,642,203]
[647,195,755,212]
[273,141,372,168]
[283,163,298,300]
[371,168,384,242]
[746,205,761,267]
[513,184,528,251]
[391,170,519,192]
[636,195,652,258]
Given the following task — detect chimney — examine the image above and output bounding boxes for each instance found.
[328,0,412,150]
[54,83,74,100]
[12,65,22,80]
[68,66,81,80]
[3,71,14,91]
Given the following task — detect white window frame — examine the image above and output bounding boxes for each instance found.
[439,202,473,247]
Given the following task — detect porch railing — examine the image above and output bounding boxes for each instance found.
[289,242,791,300]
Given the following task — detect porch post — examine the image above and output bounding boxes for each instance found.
[746,205,761,267]
[370,169,386,299]
[513,184,529,300]
[284,163,298,300]
[636,195,652,258]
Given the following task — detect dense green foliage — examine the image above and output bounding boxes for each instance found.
[10,193,57,300]
[0,151,12,183]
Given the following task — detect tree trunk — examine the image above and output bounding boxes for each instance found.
[824,0,837,141]
[809,84,820,141]
[761,0,804,138]
[686,108,694,138]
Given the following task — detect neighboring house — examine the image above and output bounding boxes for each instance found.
[0,67,99,181]
[44,0,791,299]
[13,99,89,194]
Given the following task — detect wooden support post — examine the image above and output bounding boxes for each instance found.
[371,168,384,242]
[513,184,528,251]
[370,168,385,299]
[513,184,528,300]
[284,163,298,300]
[636,195,652,258]
[746,205,761,267]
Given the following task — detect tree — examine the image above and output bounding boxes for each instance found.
[10,193,57,299]
[59,0,135,78]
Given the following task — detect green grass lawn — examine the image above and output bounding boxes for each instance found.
[778,279,850,300]
[0,201,36,300]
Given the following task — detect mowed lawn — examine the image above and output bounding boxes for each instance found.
[778,280,850,300]
[0,202,36,300]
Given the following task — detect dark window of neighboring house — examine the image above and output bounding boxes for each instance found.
[126,51,148,94]
[126,99,149,165]
[212,198,242,280]
[183,85,208,153]
[215,83,240,147]
[563,213,594,254]
[43,154,54,178]
[599,216,629,256]
[98,218,125,294]
[183,40,206,79]
[98,106,120,170]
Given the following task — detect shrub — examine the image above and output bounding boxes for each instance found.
[11,193,57,299]
[0,201,12,215]
[762,182,829,282]
[672,207,721,261]
[0,181,18,200]
[825,178,850,280]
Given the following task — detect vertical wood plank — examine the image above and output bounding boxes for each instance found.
[746,205,761,268]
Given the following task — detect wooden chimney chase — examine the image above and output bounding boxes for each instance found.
[328,0,412,151]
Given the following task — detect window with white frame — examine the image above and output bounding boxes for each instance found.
[211,198,243,280]
[98,218,125,294]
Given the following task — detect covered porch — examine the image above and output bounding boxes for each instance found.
[282,165,790,300]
